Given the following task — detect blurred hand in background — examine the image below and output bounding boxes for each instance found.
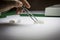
[0,0,31,14]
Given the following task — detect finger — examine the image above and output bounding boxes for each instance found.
[21,0,31,8]
[18,1,23,7]
[16,7,23,14]
[14,1,23,8]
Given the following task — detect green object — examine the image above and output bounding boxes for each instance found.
[20,14,44,17]
[0,10,16,18]
[0,10,45,18]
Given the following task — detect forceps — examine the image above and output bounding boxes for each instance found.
[22,6,39,23]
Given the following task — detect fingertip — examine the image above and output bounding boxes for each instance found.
[25,3,31,9]
[21,0,31,9]
[18,1,23,7]
[27,5,31,9]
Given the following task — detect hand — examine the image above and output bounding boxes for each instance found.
[14,0,30,8]
[0,0,31,13]
[14,0,31,14]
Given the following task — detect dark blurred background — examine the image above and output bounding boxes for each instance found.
[27,0,60,11]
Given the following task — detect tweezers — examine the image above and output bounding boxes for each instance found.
[22,6,39,23]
